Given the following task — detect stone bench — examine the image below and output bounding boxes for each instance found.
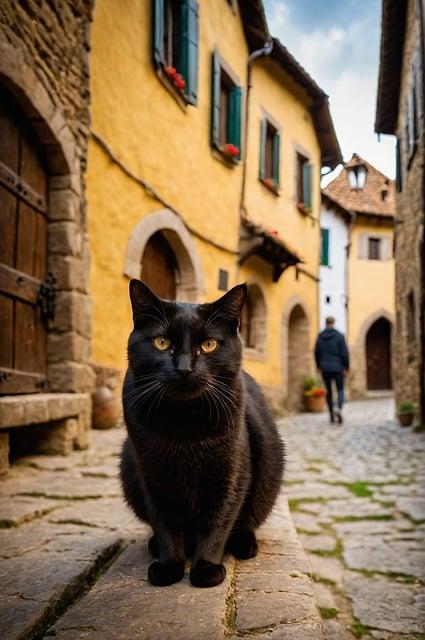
[0,393,91,475]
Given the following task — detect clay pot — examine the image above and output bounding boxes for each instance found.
[92,385,120,429]
[398,413,414,427]
[305,395,325,413]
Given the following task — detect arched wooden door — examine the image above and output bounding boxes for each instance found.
[288,304,310,410]
[141,231,178,299]
[0,95,49,394]
[366,318,392,390]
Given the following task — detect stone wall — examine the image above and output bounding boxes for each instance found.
[0,1,94,468]
[394,0,425,419]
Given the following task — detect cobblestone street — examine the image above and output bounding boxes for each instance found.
[281,397,425,639]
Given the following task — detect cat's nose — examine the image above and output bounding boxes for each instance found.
[175,354,192,379]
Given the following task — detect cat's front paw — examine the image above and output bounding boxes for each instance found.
[227,530,258,559]
[148,560,185,586]
[190,559,226,588]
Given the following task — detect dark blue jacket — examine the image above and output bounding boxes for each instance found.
[315,328,349,373]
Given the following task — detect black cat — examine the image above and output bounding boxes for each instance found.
[120,280,284,588]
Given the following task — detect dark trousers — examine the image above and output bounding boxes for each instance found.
[322,371,344,415]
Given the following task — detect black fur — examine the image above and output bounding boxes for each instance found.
[120,280,284,588]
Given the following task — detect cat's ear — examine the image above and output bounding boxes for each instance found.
[129,279,163,318]
[211,284,247,318]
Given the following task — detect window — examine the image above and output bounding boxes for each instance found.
[259,118,280,192]
[368,237,381,260]
[211,51,242,161]
[320,228,330,266]
[218,269,228,291]
[325,295,331,304]
[239,285,267,355]
[153,0,199,105]
[347,165,368,190]
[296,152,313,213]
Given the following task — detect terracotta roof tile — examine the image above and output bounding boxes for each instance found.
[322,154,395,217]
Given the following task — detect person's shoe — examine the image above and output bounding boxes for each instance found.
[329,412,335,424]
[334,408,343,424]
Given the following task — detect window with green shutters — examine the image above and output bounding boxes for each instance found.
[320,228,330,266]
[296,152,313,213]
[259,118,280,193]
[211,50,242,162]
[153,0,199,106]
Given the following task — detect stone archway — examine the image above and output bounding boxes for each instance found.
[124,209,205,302]
[366,317,392,390]
[281,297,312,411]
[350,308,394,396]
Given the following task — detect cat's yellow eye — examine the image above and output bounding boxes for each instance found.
[201,338,218,353]
[153,336,171,351]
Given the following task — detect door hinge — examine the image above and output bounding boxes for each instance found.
[38,272,57,322]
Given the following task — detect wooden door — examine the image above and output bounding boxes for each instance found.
[141,232,178,299]
[0,96,48,394]
[366,318,392,390]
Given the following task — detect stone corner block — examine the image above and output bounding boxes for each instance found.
[48,362,95,394]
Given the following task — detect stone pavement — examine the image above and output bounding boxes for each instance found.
[0,424,322,640]
[280,397,425,640]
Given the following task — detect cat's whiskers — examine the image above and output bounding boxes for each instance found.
[144,382,168,425]
[125,381,162,409]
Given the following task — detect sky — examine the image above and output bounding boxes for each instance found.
[263,0,396,184]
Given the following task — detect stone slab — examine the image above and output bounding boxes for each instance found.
[344,573,425,634]
[0,496,61,528]
[0,393,89,428]
[343,537,425,579]
[49,543,235,640]
[397,497,425,522]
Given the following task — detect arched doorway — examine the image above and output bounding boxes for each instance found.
[141,231,179,299]
[366,317,392,390]
[240,284,267,353]
[0,94,48,394]
[287,304,310,410]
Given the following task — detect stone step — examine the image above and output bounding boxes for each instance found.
[46,493,323,640]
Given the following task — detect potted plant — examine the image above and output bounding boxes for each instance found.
[302,376,326,412]
[397,402,415,427]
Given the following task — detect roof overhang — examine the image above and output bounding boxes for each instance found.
[238,0,270,52]
[375,0,408,134]
[321,191,352,224]
[239,218,302,282]
[271,39,343,169]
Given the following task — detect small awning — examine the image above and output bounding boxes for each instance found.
[239,219,302,282]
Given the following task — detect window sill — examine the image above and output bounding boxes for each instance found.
[212,145,240,168]
[297,202,312,216]
[260,178,280,195]
[156,66,188,112]
[243,347,267,362]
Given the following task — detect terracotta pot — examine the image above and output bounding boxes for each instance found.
[92,385,120,429]
[305,395,325,413]
[398,413,414,427]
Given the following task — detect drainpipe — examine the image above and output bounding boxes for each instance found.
[345,211,357,346]
[240,38,274,217]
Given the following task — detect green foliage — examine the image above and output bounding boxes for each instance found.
[351,620,370,638]
[320,607,338,619]
[397,401,415,414]
[346,481,374,498]
[302,375,319,391]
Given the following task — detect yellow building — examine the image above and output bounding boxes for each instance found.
[87,0,341,408]
[322,155,395,396]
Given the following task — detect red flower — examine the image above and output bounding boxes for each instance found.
[312,388,326,398]
[224,143,239,158]
[164,66,177,77]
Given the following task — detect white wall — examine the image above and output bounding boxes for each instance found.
[319,207,349,336]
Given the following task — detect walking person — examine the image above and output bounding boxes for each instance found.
[315,317,350,424]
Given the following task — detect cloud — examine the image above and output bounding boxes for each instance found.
[264,0,395,181]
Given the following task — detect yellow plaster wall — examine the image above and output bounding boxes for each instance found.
[348,221,395,346]
[88,0,249,369]
[88,0,322,400]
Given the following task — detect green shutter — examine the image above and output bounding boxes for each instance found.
[228,85,242,159]
[211,50,221,148]
[153,0,164,66]
[180,0,199,105]
[272,131,280,185]
[303,162,312,209]
[259,118,267,180]
[321,228,329,266]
